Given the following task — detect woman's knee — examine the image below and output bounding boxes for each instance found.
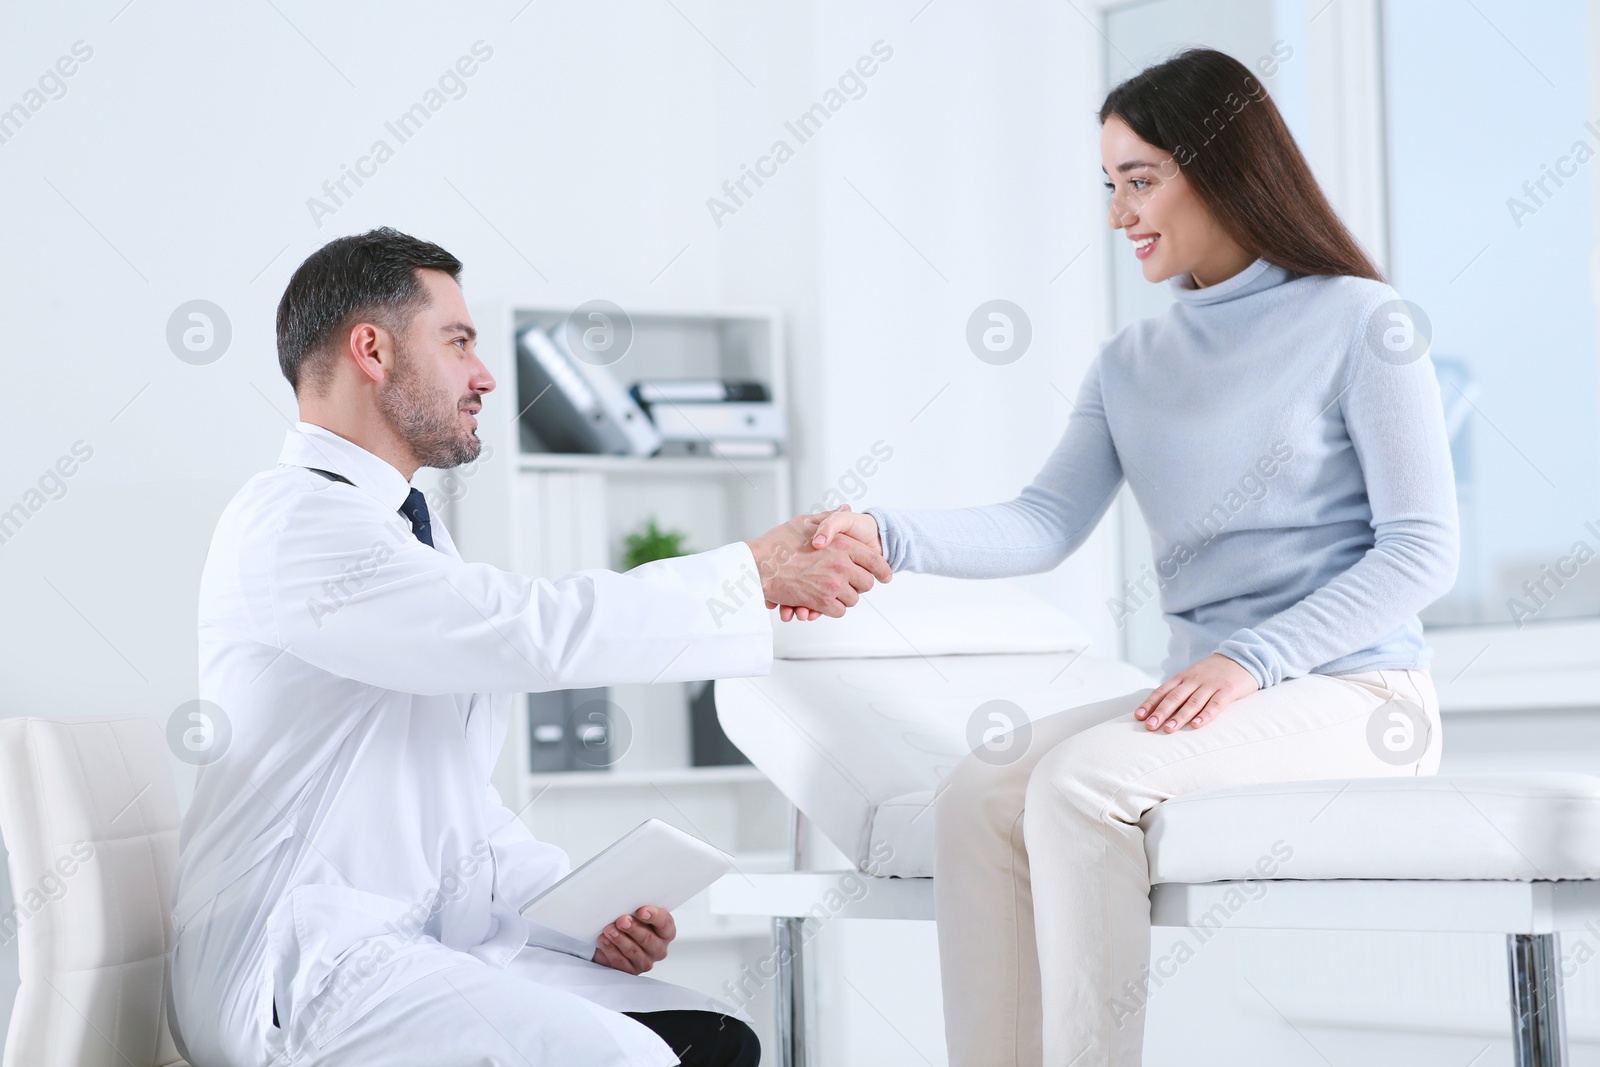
[931,751,1036,861]
[938,691,1149,834]
[937,745,1033,817]
[1023,732,1120,824]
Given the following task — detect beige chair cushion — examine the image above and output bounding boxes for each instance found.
[0,716,186,1067]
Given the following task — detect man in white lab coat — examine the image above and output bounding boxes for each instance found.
[167,228,889,1067]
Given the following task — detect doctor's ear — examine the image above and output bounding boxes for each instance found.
[342,321,402,384]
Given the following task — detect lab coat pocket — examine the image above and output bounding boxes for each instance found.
[267,883,462,1053]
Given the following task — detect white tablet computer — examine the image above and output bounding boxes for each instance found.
[519,818,736,943]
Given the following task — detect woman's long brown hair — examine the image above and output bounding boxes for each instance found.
[1100,48,1384,283]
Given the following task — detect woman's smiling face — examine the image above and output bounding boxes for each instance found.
[1100,115,1252,288]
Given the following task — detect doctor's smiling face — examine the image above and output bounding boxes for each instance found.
[278,227,495,481]
[376,268,493,471]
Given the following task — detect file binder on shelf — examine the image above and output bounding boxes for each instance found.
[645,401,786,459]
[629,380,770,406]
[515,325,661,456]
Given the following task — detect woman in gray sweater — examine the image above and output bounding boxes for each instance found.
[801,48,1458,1067]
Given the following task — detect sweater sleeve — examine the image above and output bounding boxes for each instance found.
[864,357,1126,578]
[1213,298,1461,687]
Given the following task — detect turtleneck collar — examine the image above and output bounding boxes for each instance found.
[1168,257,1292,307]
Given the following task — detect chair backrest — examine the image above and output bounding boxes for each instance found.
[0,716,185,1067]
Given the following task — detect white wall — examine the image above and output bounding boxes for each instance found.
[0,3,759,730]
[0,0,1121,767]
[798,5,1116,1060]
[0,1,1120,1057]
[806,0,1123,652]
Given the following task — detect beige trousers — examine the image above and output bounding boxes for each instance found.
[932,668,1441,1066]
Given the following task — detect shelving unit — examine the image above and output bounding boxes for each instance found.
[517,453,786,475]
[453,301,798,1043]
[524,765,775,790]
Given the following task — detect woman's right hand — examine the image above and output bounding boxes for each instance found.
[810,504,881,556]
[777,506,884,622]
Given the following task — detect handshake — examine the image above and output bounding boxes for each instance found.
[743,505,890,622]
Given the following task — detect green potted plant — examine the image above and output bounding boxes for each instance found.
[621,517,691,571]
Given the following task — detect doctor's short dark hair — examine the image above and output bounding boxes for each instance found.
[276,227,462,394]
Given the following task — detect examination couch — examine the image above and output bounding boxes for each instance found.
[712,574,1600,1067]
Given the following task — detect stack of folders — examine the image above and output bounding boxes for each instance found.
[515,325,662,456]
[628,380,787,459]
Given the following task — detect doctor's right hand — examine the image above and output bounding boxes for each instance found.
[782,505,885,621]
[745,510,891,620]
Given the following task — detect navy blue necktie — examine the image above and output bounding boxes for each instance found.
[306,468,434,548]
[398,488,434,548]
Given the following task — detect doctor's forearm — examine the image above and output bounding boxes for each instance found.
[274,542,771,694]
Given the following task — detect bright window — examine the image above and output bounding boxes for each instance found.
[1384,0,1600,628]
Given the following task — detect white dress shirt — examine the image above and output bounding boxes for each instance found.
[169,422,772,1063]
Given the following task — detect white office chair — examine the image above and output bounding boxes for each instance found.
[0,716,187,1067]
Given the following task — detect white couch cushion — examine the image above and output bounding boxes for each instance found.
[844,771,1600,885]
[0,716,187,1067]
[771,574,1092,660]
[1143,774,1600,884]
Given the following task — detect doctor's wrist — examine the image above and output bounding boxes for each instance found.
[745,517,819,597]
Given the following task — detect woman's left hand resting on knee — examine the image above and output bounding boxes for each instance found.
[1135,653,1259,732]
[593,906,676,975]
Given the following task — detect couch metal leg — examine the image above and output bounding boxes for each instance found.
[774,915,808,1067]
[1508,933,1566,1067]
[774,804,810,1067]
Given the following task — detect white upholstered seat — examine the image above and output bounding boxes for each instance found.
[1145,773,1600,885]
[713,574,1600,1067]
[0,716,187,1067]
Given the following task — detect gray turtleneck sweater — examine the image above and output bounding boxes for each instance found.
[865,259,1460,687]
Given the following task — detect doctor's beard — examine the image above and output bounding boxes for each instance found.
[379,339,483,469]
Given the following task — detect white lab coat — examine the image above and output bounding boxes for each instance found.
[168,422,773,1066]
